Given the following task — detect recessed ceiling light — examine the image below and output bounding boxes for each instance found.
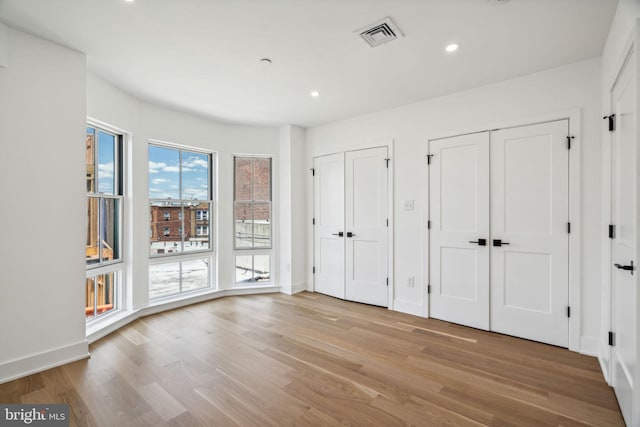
[123,0,134,2]
[259,58,272,65]
[310,91,320,97]
[445,43,459,53]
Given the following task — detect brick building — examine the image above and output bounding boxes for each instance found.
[150,202,209,242]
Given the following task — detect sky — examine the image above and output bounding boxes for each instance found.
[148,145,210,200]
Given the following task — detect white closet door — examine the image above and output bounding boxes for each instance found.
[313,153,345,299]
[610,48,636,427]
[429,132,490,329]
[345,147,389,307]
[490,120,569,347]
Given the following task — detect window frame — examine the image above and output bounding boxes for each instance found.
[233,155,273,250]
[148,141,215,259]
[85,123,125,321]
[233,155,273,285]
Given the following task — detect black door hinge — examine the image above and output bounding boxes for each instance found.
[567,306,571,318]
[385,158,390,168]
[427,154,434,165]
[311,168,315,176]
[567,136,574,150]
[603,114,616,132]
[609,224,615,239]
[427,284,431,294]
[608,331,615,346]
[427,220,431,229]
[386,278,389,286]
[312,266,316,274]
[312,218,315,225]
[567,222,571,234]
[386,218,389,227]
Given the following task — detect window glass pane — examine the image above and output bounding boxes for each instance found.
[86,273,116,319]
[85,277,96,319]
[97,272,115,315]
[181,258,209,292]
[97,131,116,195]
[149,145,180,199]
[150,202,184,255]
[235,255,253,284]
[253,203,271,248]
[149,262,181,299]
[102,198,120,262]
[253,158,271,201]
[234,202,253,248]
[234,157,252,201]
[254,255,271,282]
[185,202,210,252]
[86,198,100,264]
[182,151,209,200]
[86,127,96,193]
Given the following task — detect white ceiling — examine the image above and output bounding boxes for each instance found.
[0,0,617,127]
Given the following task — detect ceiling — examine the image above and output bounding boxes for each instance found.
[0,0,617,128]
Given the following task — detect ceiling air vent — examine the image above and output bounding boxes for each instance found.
[356,17,404,48]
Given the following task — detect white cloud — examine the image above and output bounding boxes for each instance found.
[163,166,180,173]
[98,162,114,179]
[152,178,170,185]
[183,187,207,199]
[183,157,208,169]
[148,161,166,174]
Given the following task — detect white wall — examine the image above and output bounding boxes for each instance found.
[0,29,88,382]
[306,57,603,353]
[86,74,280,312]
[279,125,307,294]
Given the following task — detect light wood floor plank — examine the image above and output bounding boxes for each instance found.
[0,292,624,426]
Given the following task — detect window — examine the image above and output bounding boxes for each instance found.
[196,225,209,236]
[86,125,123,320]
[234,156,272,284]
[196,210,209,220]
[149,143,215,299]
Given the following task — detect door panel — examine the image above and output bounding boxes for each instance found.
[314,153,345,299]
[490,120,569,347]
[430,132,490,330]
[610,49,636,427]
[345,147,388,307]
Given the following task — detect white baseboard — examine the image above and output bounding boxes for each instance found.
[579,336,599,357]
[598,343,611,384]
[393,299,425,317]
[0,341,89,385]
[87,310,140,344]
[142,286,281,317]
[290,281,307,295]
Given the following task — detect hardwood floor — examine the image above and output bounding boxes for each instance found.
[0,292,624,426]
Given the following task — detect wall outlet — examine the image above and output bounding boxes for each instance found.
[403,200,415,211]
[407,276,415,287]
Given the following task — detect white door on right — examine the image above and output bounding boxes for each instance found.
[610,48,636,427]
[490,120,569,347]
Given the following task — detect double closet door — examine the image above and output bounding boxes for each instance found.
[429,120,569,347]
[313,147,389,307]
